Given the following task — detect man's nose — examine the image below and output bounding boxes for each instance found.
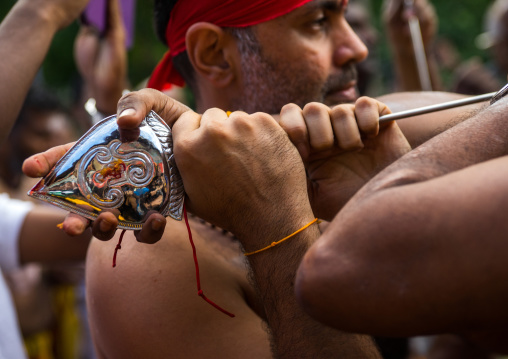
[332,19,369,67]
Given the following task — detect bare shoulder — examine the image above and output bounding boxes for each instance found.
[376,91,468,113]
[86,219,271,359]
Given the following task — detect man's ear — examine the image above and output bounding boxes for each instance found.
[186,23,238,88]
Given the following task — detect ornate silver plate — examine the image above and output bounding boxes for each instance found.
[28,111,185,229]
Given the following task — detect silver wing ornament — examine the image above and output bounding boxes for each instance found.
[28,111,185,229]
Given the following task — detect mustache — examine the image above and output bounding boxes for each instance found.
[321,64,358,96]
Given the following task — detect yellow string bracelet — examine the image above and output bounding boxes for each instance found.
[244,218,319,256]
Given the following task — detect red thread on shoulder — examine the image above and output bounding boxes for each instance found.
[183,204,235,318]
[110,209,235,317]
[112,229,126,268]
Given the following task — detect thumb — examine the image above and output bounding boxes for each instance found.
[116,88,191,129]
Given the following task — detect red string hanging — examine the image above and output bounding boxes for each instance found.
[183,204,235,317]
[112,229,127,268]
[111,208,235,317]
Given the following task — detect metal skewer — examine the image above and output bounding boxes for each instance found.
[379,92,496,123]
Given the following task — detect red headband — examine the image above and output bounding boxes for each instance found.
[147,0,313,90]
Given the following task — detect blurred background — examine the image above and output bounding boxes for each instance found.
[0,0,493,106]
[0,0,167,107]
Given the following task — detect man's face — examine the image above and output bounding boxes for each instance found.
[233,0,368,114]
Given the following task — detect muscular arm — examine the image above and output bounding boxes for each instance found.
[296,97,508,337]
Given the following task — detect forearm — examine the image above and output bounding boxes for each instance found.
[0,1,59,142]
[18,206,91,265]
[241,217,380,358]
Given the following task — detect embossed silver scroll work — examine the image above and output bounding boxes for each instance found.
[28,111,185,229]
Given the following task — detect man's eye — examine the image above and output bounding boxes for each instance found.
[311,16,328,30]
[315,16,327,25]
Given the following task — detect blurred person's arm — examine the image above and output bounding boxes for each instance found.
[18,206,91,265]
[383,0,442,91]
[0,194,91,272]
[0,0,90,144]
[74,0,127,118]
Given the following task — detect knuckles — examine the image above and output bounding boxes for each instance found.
[303,102,330,117]
[330,104,355,120]
[280,103,301,114]
[354,96,377,111]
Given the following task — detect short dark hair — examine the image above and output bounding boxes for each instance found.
[153,0,197,96]
[153,0,176,46]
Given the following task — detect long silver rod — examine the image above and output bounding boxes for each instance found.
[379,92,495,123]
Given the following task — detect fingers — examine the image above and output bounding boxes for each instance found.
[354,96,391,137]
[172,110,202,143]
[280,102,335,159]
[22,142,75,178]
[330,104,363,150]
[172,107,243,143]
[302,103,334,150]
[279,99,391,156]
[280,103,310,159]
[63,210,166,244]
[133,212,166,244]
[200,108,228,129]
[116,89,191,129]
[62,213,91,237]
[92,212,119,241]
